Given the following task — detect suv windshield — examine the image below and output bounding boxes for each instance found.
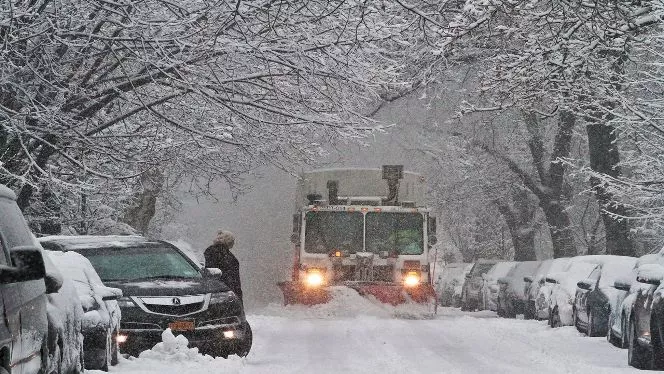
[79,245,202,281]
[304,211,363,254]
[365,212,424,255]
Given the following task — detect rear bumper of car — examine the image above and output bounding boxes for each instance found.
[119,321,248,357]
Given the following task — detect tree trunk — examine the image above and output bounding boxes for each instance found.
[542,199,577,258]
[123,170,164,234]
[495,188,538,261]
[512,228,536,261]
[586,122,634,256]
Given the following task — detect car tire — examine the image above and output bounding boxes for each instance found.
[607,313,621,347]
[101,329,113,372]
[587,311,598,337]
[573,308,582,333]
[628,319,651,369]
[523,303,534,320]
[652,317,664,370]
[621,316,629,349]
[551,308,562,328]
[111,330,119,366]
[47,339,62,374]
[236,323,253,357]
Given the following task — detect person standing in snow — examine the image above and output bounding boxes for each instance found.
[204,230,243,301]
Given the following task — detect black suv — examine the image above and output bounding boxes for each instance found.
[0,184,51,374]
[40,235,252,358]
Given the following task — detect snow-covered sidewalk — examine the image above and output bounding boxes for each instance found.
[94,299,639,373]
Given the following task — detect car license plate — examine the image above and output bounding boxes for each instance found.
[169,321,195,331]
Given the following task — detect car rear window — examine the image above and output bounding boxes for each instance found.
[76,245,202,282]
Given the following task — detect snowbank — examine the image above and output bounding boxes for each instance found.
[257,286,434,319]
[139,329,207,362]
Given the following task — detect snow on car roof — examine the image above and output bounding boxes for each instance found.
[39,235,161,250]
[485,261,517,280]
[599,257,638,287]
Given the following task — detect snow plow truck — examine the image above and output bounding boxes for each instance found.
[278,165,438,313]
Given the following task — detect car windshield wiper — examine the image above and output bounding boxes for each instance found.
[123,275,196,282]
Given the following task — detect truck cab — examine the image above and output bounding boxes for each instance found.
[280,166,437,309]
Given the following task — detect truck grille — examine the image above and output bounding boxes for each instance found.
[144,302,205,316]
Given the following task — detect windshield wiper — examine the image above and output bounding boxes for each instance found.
[123,275,195,282]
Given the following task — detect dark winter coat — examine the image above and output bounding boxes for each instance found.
[204,243,243,300]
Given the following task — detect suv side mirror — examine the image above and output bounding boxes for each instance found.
[44,272,63,294]
[637,276,661,286]
[465,273,472,279]
[203,267,222,278]
[576,280,592,291]
[1,247,46,284]
[100,286,123,301]
[613,280,631,291]
[523,276,533,283]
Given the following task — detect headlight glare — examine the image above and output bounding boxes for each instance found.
[305,269,325,287]
[404,271,421,287]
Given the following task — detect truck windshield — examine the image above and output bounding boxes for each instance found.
[304,211,363,254]
[365,212,424,255]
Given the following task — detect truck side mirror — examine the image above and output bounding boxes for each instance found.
[428,216,437,245]
[292,214,301,244]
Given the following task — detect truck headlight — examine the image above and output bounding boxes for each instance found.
[210,291,236,304]
[404,271,421,287]
[305,268,324,288]
[117,297,136,308]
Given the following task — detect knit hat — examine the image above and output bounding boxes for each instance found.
[214,230,235,248]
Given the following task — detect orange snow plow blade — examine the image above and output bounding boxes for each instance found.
[345,282,437,306]
[278,281,331,305]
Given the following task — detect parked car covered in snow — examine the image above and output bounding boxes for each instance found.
[41,235,252,359]
[480,261,516,311]
[626,262,664,369]
[533,258,573,320]
[572,256,637,337]
[523,259,553,319]
[435,263,472,307]
[42,249,84,374]
[547,261,599,327]
[608,253,660,349]
[461,260,498,311]
[0,184,51,374]
[496,261,541,318]
[44,249,123,371]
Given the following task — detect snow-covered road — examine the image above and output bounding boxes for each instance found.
[97,290,640,374]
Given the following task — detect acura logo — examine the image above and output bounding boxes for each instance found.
[172,297,181,305]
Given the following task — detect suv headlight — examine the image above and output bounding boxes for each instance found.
[117,296,137,308]
[210,291,236,304]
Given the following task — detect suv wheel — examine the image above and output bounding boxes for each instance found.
[628,319,651,369]
[236,322,253,357]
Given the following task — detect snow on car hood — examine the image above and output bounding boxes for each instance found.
[106,277,230,297]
